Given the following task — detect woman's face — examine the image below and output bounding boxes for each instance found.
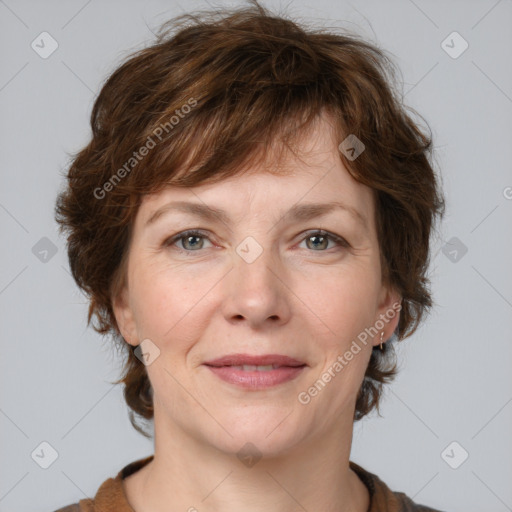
[114,115,400,456]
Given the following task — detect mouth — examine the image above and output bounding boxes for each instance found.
[204,354,306,367]
[203,354,307,389]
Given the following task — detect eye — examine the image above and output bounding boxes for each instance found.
[164,230,213,252]
[163,229,349,253]
[298,230,349,251]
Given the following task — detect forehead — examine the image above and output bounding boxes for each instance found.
[136,114,375,230]
[135,175,375,253]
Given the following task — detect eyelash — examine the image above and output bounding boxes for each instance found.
[163,229,350,253]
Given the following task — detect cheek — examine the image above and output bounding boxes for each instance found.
[297,265,380,344]
[130,261,218,344]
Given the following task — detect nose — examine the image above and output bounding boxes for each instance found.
[220,242,292,329]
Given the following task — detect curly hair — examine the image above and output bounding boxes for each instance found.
[55,0,445,437]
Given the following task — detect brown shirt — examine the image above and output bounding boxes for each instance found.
[54,456,444,512]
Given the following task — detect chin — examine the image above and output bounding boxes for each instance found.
[202,406,307,460]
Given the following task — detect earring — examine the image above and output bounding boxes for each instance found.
[379,331,384,350]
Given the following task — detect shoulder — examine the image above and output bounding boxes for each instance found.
[52,505,82,512]
[349,460,446,512]
[52,501,94,512]
[393,491,447,511]
[51,455,154,512]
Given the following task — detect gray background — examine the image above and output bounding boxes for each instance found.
[1,0,511,511]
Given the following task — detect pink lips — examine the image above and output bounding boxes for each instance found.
[203,353,307,389]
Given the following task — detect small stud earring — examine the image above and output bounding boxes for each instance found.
[379,331,384,350]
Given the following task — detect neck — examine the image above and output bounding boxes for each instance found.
[125,407,369,512]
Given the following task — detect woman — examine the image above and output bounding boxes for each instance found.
[54,1,446,510]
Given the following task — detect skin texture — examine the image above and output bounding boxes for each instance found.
[114,114,401,512]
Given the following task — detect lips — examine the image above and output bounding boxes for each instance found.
[203,354,307,389]
[203,354,306,368]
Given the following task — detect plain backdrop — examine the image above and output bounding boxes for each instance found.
[1,1,511,511]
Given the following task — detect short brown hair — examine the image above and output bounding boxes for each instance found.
[55,1,445,437]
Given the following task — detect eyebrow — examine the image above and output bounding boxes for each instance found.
[145,200,368,230]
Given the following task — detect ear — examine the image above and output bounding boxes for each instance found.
[112,284,138,346]
[374,283,402,348]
